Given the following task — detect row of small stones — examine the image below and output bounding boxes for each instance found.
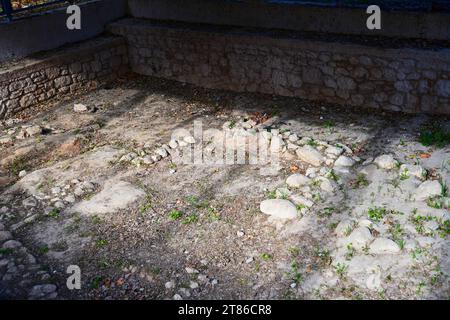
[0,221,57,299]
[119,135,196,167]
[117,117,352,168]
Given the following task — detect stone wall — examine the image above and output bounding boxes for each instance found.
[110,19,450,115]
[0,36,128,119]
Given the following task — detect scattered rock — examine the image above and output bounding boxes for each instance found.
[424,220,440,231]
[168,140,178,149]
[288,133,299,142]
[0,231,12,242]
[22,197,37,209]
[185,267,199,274]
[374,154,398,170]
[165,281,175,289]
[155,147,169,158]
[25,126,42,137]
[142,156,154,165]
[334,155,355,167]
[286,173,310,188]
[344,227,373,250]
[289,194,314,208]
[415,180,442,201]
[260,199,298,219]
[335,220,355,237]
[74,103,89,113]
[296,146,324,166]
[325,146,344,156]
[318,177,334,193]
[369,238,401,254]
[2,240,22,249]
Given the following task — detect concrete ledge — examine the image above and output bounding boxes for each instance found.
[0,0,127,63]
[109,18,450,115]
[127,0,450,41]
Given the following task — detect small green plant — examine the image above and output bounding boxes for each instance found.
[345,243,355,261]
[389,222,404,242]
[307,139,319,147]
[207,207,221,221]
[260,253,272,261]
[410,247,423,260]
[396,239,405,250]
[313,247,331,265]
[355,174,369,188]
[334,263,348,278]
[438,220,450,238]
[319,207,334,217]
[399,169,409,180]
[95,239,108,248]
[182,213,199,225]
[139,196,153,215]
[328,222,338,230]
[168,162,177,170]
[47,208,60,219]
[288,247,300,258]
[0,248,14,255]
[168,209,183,220]
[427,196,444,209]
[367,206,386,222]
[91,276,103,289]
[295,204,306,211]
[266,190,277,199]
[91,215,102,224]
[326,169,340,182]
[440,181,448,197]
[289,261,303,284]
[186,196,209,209]
[38,245,49,254]
[312,193,322,202]
[418,123,450,148]
[416,282,426,296]
[362,244,370,255]
[228,120,237,129]
[323,120,335,131]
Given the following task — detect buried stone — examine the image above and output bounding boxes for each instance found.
[260,199,298,219]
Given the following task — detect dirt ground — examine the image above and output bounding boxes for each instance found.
[0,74,448,300]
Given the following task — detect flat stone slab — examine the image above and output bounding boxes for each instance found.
[260,199,298,220]
[71,179,145,216]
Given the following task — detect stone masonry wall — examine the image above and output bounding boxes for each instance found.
[0,36,129,120]
[110,19,450,115]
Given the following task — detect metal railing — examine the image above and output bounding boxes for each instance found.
[0,0,72,20]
